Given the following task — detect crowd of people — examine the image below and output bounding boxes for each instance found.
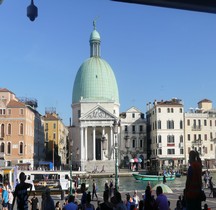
[1,150,215,210]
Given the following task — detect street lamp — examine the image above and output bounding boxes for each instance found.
[113,119,119,190]
[69,140,73,195]
[27,0,38,21]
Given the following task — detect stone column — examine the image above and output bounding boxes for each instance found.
[93,127,96,161]
[102,127,105,160]
[110,126,114,159]
[85,127,88,161]
[80,127,84,161]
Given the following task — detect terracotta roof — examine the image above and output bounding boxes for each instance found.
[43,113,58,121]
[7,99,26,108]
[0,88,14,94]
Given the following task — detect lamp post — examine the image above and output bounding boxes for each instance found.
[69,140,73,195]
[113,119,119,190]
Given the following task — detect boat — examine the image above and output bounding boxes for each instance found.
[132,173,175,181]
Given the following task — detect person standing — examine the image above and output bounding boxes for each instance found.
[133,190,140,209]
[8,187,13,210]
[155,186,169,210]
[29,192,39,210]
[209,177,214,197]
[83,192,95,210]
[98,190,112,210]
[92,179,98,200]
[12,172,32,210]
[42,188,55,210]
[63,195,78,210]
[185,150,202,210]
[2,181,9,210]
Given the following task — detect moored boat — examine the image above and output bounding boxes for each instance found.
[132,173,175,181]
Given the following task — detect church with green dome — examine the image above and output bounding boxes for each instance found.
[71,21,120,172]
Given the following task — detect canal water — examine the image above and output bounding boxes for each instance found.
[84,172,216,193]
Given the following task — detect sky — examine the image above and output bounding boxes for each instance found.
[0,1,216,125]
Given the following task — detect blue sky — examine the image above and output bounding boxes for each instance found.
[1,1,216,125]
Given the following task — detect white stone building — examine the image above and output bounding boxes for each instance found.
[184,99,216,168]
[146,98,185,171]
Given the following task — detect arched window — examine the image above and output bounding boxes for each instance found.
[7,142,11,154]
[1,124,4,138]
[20,123,24,135]
[19,142,24,154]
[8,124,11,135]
[0,142,4,152]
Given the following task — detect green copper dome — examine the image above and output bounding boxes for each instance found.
[72,22,119,104]
[72,57,119,103]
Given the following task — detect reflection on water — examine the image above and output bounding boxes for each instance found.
[84,172,216,193]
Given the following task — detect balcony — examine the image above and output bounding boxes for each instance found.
[191,125,202,131]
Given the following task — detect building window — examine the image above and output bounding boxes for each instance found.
[211,144,213,151]
[188,134,190,141]
[7,124,11,135]
[167,120,174,129]
[124,125,128,132]
[158,149,162,155]
[19,142,24,154]
[46,132,48,141]
[132,125,135,134]
[180,108,183,113]
[132,139,136,148]
[171,108,174,113]
[210,132,213,139]
[187,119,190,126]
[1,124,5,138]
[53,123,56,129]
[210,120,212,127]
[0,109,6,115]
[180,120,183,129]
[139,125,143,132]
[53,133,56,140]
[140,139,143,148]
[7,142,11,154]
[0,142,4,152]
[204,120,207,126]
[158,120,161,129]
[78,110,81,118]
[180,135,183,142]
[132,113,135,118]
[20,109,24,115]
[20,123,24,135]
[167,135,175,143]
[204,134,207,140]
[167,108,170,113]
[7,109,11,115]
[167,149,175,154]
[45,123,48,130]
[158,108,161,113]
[180,149,184,154]
[158,135,161,143]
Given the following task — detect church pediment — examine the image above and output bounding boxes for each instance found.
[81,106,115,120]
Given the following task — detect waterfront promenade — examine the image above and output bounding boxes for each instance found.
[22,187,216,210]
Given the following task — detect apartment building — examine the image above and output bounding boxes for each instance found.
[146,98,185,171]
[119,107,146,168]
[43,109,68,168]
[0,88,45,167]
[184,99,216,168]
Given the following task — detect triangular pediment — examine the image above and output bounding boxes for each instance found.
[80,105,116,120]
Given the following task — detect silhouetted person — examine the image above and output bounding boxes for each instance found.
[12,172,32,210]
[185,150,202,210]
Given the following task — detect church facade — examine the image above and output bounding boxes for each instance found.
[71,22,120,172]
